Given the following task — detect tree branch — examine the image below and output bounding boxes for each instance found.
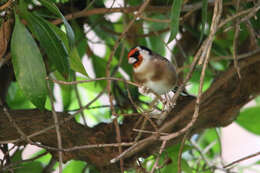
[1,52,260,172]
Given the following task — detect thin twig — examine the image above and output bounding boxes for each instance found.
[51,1,234,25]
[42,157,57,173]
[0,91,105,145]
[210,48,260,61]
[152,28,178,66]
[1,151,48,171]
[140,16,170,23]
[2,106,33,143]
[125,82,140,111]
[161,0,223,141]
[238,2,260,24]
[47,74,163,104]
[86,105,111,109]
[63,142,135,151]
[1,141,135,152]
[245,21,258,50]
[0,105,65,161]
[105,0,151,123]
[113,62,260,163]
[177,131,189,173]
[101,24,170,38]
[47,82,63,173]
[133,129,169,136]
[110,11,211,161]
[73,74,87,126]
[218,5,260,29]
[125,83,151,142]
[47,76,140,87]
[0,0,12,10]
[233,0,242,79]
[223,151,260,169]
[110,137,156,163]
[190,140,212,168]
[113,119,124,172]
[141,113,159,133]
[150,140,167,173]
[104,3,156,165]
[84,0,117,35]
[125,79,159,141]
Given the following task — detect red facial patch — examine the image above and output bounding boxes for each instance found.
[133,54,143,68]
[128,48,143,68]
[127,48,138,59]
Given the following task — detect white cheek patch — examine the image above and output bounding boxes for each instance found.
[141,49,149,55]
[128,57,137,64]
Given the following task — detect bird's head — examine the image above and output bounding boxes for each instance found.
[127,46,152,68]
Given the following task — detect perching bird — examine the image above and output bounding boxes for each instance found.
[128,45,182,95]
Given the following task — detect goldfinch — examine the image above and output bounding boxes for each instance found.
[128,46,180,95]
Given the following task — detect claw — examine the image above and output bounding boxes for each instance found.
[139,85,151,95]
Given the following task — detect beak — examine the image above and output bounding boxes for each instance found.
[128,57,137,64]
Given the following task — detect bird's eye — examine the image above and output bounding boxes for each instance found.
[128,48,139,59]
[133,51,139,57]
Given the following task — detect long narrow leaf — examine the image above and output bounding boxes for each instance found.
[236,106,260,135]
[38,0,75,48]
[11,13,47,109]
[24,12,70,78]
[69,47,88,76]
[167,0,183,43]
[199,0,208,43]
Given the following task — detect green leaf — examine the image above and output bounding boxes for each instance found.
[63,160,86,173]
[149,36,166,56]
[92,56,107,88]
[47,22,69,51]
[38,0,75,48]
[187,67,213,95]
[198,129,220,157]
[167,0,183,43]
[236,106,260,135]
[71,20,87,57]
[88,15,116,46]
[15,161,43,173]
[255,96,260,105]
[11,149,23,162]
[54,71,73,110]
[11,13,47,109]
[155,144,192,173]
[6,82,36,109]
[114,44,132,75]
[161,160,178,173]
[30,149,52,165]
[23,12,70,78]
[69,47,88,76]
[146,15,168,56]
[161,159,191,173]
[199,0,208,43]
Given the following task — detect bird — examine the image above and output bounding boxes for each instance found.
[127,45,182,96]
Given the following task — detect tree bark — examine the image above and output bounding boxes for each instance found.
[1,52,260,172]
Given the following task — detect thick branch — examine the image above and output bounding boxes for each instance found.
[52,2,232,25]
[1,53,260,172]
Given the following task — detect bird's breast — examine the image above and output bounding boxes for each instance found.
[144,80,174,95]
[132,58,177,95]
[133,71,176,95]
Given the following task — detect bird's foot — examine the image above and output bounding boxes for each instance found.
[150,111,162,119]
[162,94,175,111]
[138,85,152,95]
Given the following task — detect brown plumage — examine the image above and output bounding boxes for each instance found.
[128,46,178,95]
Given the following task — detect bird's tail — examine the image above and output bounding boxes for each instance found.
[172,86,193,97]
